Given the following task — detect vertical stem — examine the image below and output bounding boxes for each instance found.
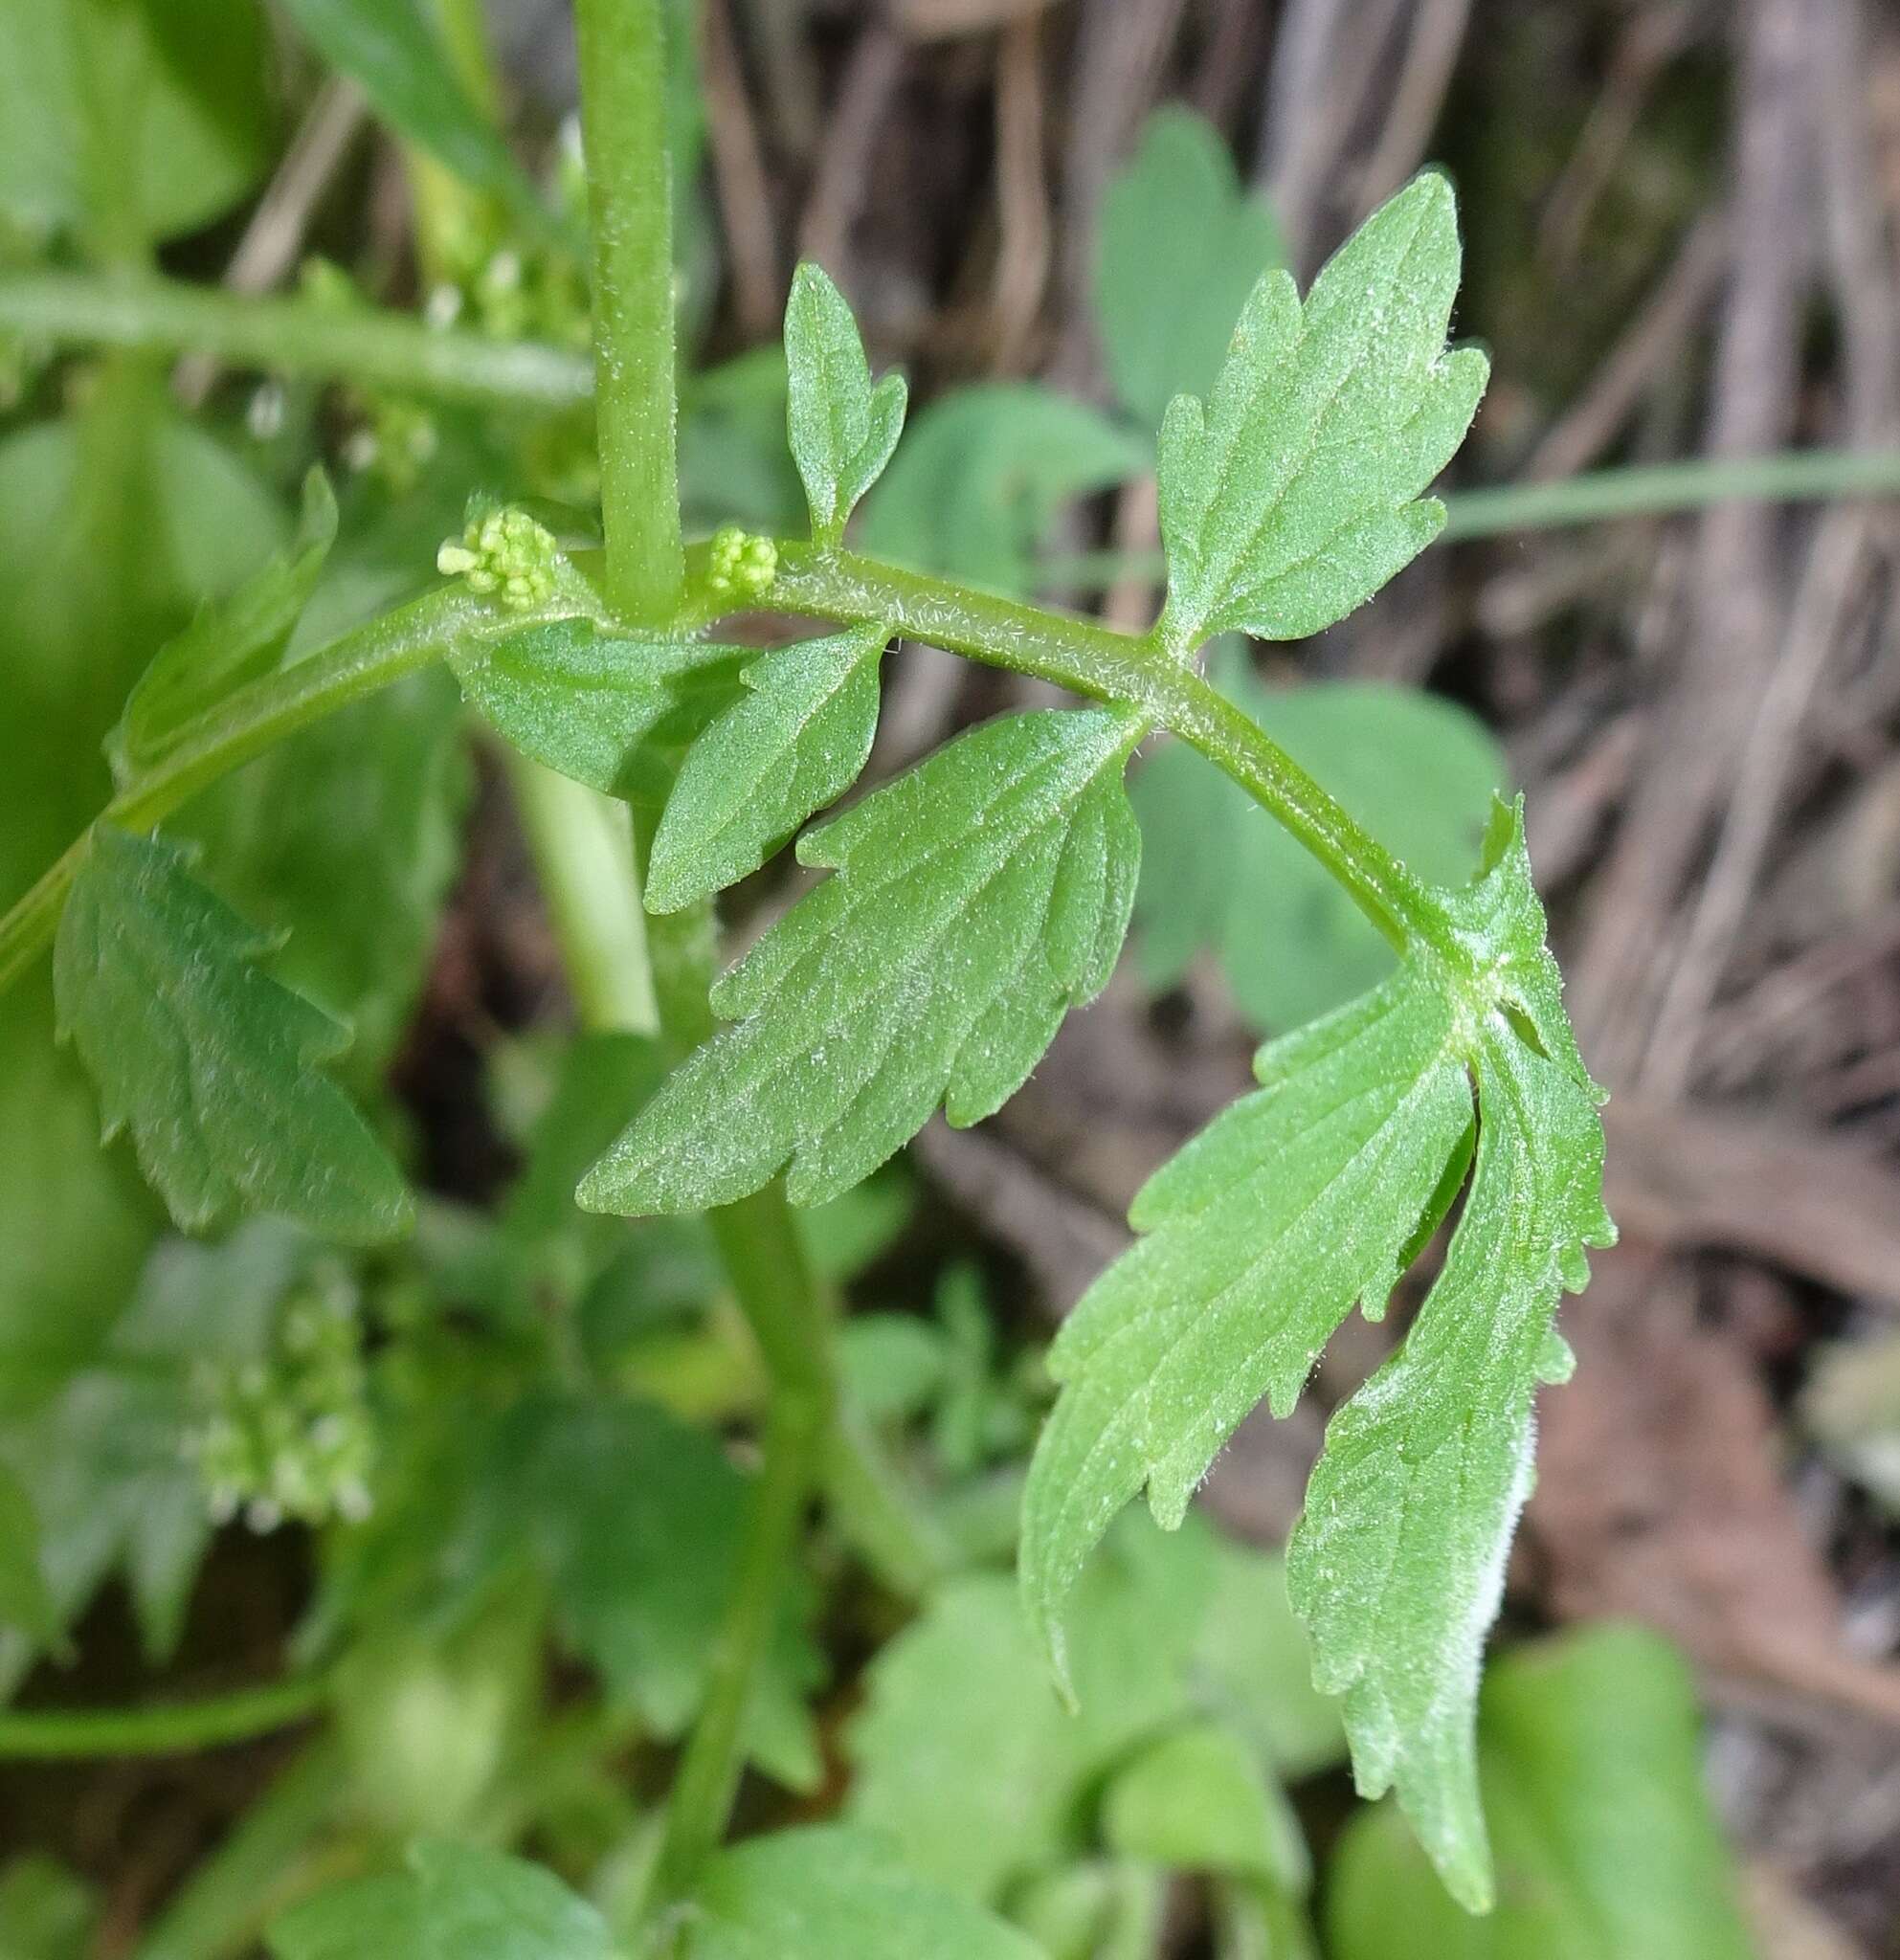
[572,0,685,624]
[570,2,858,1931]
[506,756,659,1036]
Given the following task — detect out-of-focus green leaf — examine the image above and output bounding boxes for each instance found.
[445,1393,824,1791]
[0,384,281,1396]
[1132,655,1508,1029]
[0,1856,97,1960]
[1192,1541,1346,1781]
[680,347,805,535]
[277,0,554,241]
[1328,1625,1756,1959]
[1102,1720,1308,1889]
[113,471,339,788]
[684,1826,1045,1960]
[0,1462,56,1646]
[0,0,273,246]
[180,669,470,1082]
[54,828,414,1243]
[861,385,1144,596]
[1097,106,1285,429]
[850,1515,1241,1904]
[269,1840,615,1960]
[0,1224,304,1695]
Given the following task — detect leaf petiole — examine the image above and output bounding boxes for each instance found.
[759,546,1442,958]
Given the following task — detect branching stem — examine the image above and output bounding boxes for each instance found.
[764,546,1440,953]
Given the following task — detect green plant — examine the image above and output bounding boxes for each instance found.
[0,4,1673,1953]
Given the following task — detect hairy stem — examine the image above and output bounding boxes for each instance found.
[573,0,684,624]
[764,546,1437,952]
[0,271,594,408]
[572,1,841,1926]
[0,1674,328,1759]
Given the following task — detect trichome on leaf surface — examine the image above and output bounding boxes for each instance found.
[0,0,1621,1950]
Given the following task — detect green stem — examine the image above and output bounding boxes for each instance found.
[506,756,659,1036]
[573,0,684,624]
[133,1737,354,1960]
[0,1674,328,1759]
[0,271,594,409]
[571,1,843,1925]
[1440,445,1900,539]
[764,546,1435,952]
[0,585,578,999]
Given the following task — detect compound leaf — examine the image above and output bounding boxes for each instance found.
[450,617,746,809]
[111,469,338,788]
[685,1826,1043,1960]
[1287,813,1613,1913]
[1020,963,1472,1694]
[269,1839,615,1960]
[645,622,889,914]
[785,264,908,546]
[1024,804,1612,1914]
[582,706,1145,1214]
[1157,171,1487,652]
[53,827,410,1243]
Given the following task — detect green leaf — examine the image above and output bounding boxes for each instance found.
[681,347,805,536]
[1024,806,1612,1912]
[784,264,909,546]
[450,617,746,809]
[0,1223,305,1694]
[684,1825,1044,1960]
[1133,657,1509,1028]
[0,0,273,246]
[0,1461,56,1646]
[447,1393,823,1791]
[0,383,283,1405]
[861,386,1146,596]
[1020,961,1474,1691]
[1097,107,1286,429]
[269,1840,615,1960]
[1328,1626,1755,1960]
[646,623,890,914]
[111,471,339,787]
[276,0,556,243]
[1287,813,1613,1912]
[1156,172,1488,652]
[1192,1541,1346,1782]
[582,706,1144,1214]
[848,1516,1221,1904]
[1101,1721,1308,1889]
[180,669,471,1083]
[0,1856,97,1960]
[53,827,412,1243]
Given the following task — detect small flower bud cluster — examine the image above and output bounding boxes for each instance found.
[186,1273,375,1534]
[706,523,778,602]
[437,507,562,611]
